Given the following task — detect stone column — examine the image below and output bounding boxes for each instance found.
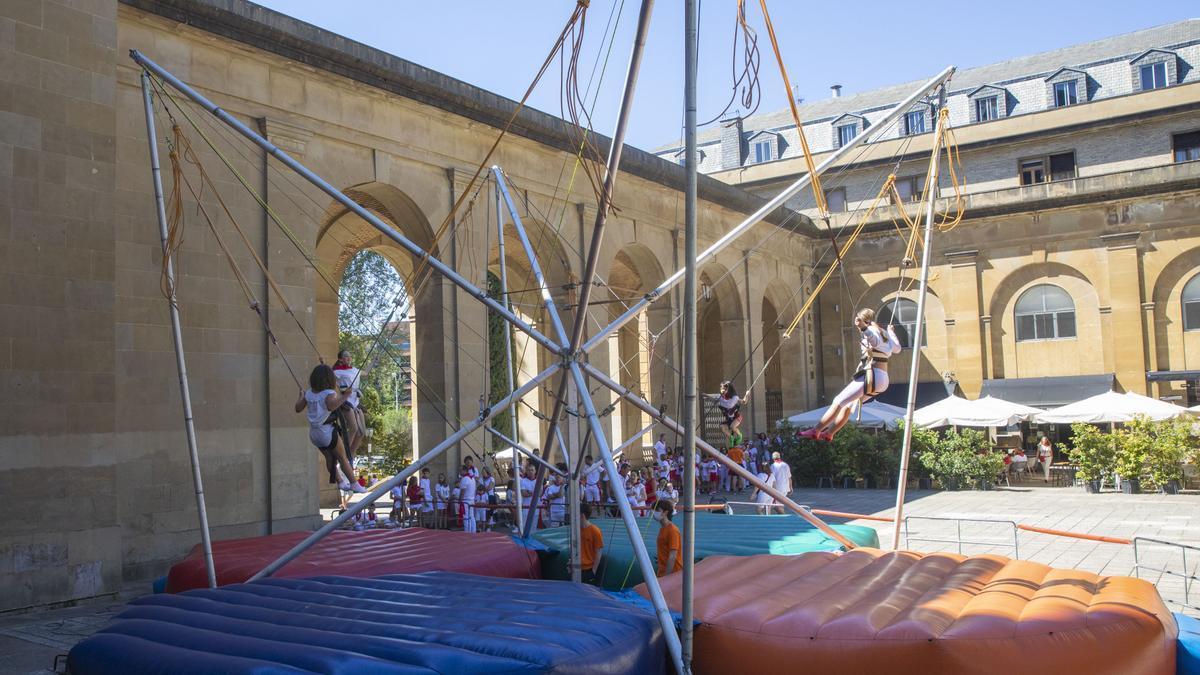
[1102,232,1148,394]
[945,249,984,397]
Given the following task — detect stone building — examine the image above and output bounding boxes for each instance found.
[0,0,816,611]
[656,19,1200,409]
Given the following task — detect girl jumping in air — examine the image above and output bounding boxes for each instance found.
[295,364,368,494]
[799,308,902,441]
[703,381,747,448]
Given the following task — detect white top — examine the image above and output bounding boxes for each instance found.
[716,395,740,412]
[458,474,477,503]
[519,476,536,507]
[304,389,337,428]
[632,482,647,507]
[333,367,362,407]
[654,439,668,460]
[656,487,679,502]
[435,483,450,503]
[390,485,404,502]
[769,459,793,495]
[419,478,432,508]
[582,463,602,486]
[862,325,902,358]
[755,471,774,504]
[543,482,564,506]
[480,476,496,496]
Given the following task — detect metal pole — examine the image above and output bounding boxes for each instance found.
[582,66,956,354]
[891,87,948,550]
[611,421,658,460]
[682,0,699,668]
[529,0,656,535]
[485,426,566,476]
[495,179,523,534]
[560,423,582,583]
[131,51,560,356]
[141,72,217,589]
[567,362,685,675]
[584,362,857,549]
[248,363,560,582]
[492,167,569,347]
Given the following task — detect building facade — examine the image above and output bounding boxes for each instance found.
[657,20,1200,409]
[0,0,817,610]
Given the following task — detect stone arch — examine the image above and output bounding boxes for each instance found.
[601,243,674,450]
[760,280,797,426]
[1150,245,1200,374]
[698,261,748,398]
[485,216,578,453]
[314,181,446,480]
[987,262,1101,379]
[855,278,949,386]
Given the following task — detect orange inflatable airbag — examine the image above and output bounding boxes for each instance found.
[643,549,1176,675]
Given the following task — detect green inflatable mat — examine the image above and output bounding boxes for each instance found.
[532,512,879,590]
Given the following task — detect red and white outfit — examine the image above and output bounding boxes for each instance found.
[581,462,602,503]
[458,472,477,533]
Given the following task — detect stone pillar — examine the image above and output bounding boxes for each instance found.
[1102,232,1148,394]
[743,252,767,432]
[945,250,984,397]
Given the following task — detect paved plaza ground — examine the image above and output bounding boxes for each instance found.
[5,484,1199,674]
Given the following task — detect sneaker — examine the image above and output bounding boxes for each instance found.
[337,480,354,491]
[797,428,821,439]
[351,483,369,494]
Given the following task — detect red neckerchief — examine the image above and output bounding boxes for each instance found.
[333,363,352,371]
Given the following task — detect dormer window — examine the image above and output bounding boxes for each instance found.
[1130,49,1177,92]
[745,131,780,165]
[967,85,1008,123]
[1044,68,1087,109]
[904,110,926,135]
[1140,62,1167,90]
[753,139,773,163]
[1053,81,1078,107]
[830,113,866,149]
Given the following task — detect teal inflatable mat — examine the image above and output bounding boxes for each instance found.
[533,512,879,590]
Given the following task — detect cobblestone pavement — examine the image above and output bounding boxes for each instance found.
[6,485,1199,672]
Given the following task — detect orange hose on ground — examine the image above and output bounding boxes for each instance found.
[809,509,894,523]
[1016,524,1132,545]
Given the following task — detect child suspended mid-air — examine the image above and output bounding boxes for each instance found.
[799,308,902,441]
[703,381,747,448]
[295,364,368,494]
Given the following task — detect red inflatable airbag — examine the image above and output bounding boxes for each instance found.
[166,528,539,592]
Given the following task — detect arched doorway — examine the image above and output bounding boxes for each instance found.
[315,182,443,503]
[698,263,746,446]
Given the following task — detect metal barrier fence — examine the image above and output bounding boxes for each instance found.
[902,516,1020,558]
[1134,537,1200,613]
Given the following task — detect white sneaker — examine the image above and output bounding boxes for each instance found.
[337,480,354,491]
[351,483,369,494]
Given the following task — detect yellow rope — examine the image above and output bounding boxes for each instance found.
[781,175,896,338]
[756,0,827,216]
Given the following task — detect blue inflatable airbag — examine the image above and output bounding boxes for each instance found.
[68,572,665,674]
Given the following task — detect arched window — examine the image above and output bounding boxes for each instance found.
[878,298,925,348]
[1015,284,1076,341]
[1184,273,1200,331]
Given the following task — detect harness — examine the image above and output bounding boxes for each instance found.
[853,331,893,399]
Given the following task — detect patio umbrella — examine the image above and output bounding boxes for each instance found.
[1034,391,1192,424]
[912,395,1042,429]
[782,401,907,430]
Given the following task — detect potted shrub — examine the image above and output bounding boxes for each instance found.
[1147,416,1195,494]
[919,428,987,491]
[972,451,1007,491]
[1115,416,1153,494]
[1067,422,1114,494]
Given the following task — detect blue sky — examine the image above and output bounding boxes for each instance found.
[253,1,1196,151]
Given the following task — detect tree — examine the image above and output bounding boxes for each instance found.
[486,272,517,450]
[337,250,411,411]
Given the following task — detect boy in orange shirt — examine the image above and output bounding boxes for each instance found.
[579,504,604,586]
[727,444,746,492]
[653,500,682,577]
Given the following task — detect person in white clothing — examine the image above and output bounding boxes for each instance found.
[389,483,405,526]
[519,465,538,531]
[332,350,367,461]
[628,471,647,517]
[653,434,668,463]
[294,365,366,494]
[1037,436,1054,483]
[703,382,747,448]
[476,468,495,526]
[543,474,566,526]
[434,474,450,529]
[458,465,478,533]
[751,466,774,514]
[800,309,901,441]
[768,451,793,515]
[581,455,602,504]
